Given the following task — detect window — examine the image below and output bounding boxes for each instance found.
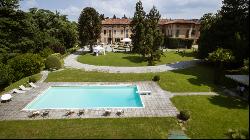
[121,30,123,35]
[115,38,120,42]
[126,29,129,33]
[104,30,106,35]
[114,30,116,35]
[177,24,179,28]
[176,30,179,37]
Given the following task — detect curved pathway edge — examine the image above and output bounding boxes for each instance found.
[64,49,201,73]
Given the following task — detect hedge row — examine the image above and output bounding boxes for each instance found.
[164,37,194,49]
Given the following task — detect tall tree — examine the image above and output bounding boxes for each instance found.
[130,0,146,53]
[144,6,164,65]
[198,0,249,66]
[78,7,101,51]
[100,14,105,20]
[122,14,127,19]
[113,14,117,19]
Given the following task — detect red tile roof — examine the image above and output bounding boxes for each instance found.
[102,18,200,25]
[102,18,131,25]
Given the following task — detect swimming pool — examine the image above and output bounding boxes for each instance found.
[23,85,144,110]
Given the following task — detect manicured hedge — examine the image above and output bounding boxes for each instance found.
[164,37,194,49]
[45,55,62,70]
[7,53,44,82]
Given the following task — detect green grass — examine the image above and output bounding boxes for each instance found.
[46,64,234,92]
[1,73,42,94]
[0,117,180,139]
[171,95,249,139]
[77,50,196,67]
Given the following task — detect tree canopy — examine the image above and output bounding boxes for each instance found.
[131,1,163,65]
[198,0,249,67]
[0,0,78,84]
[78,7,101,50]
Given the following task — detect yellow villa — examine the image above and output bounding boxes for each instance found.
[99,18,200,44]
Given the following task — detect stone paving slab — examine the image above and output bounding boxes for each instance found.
[64,49,201,73]
[0,81,178,120]
[170,92,218,97]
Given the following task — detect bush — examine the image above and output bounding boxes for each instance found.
[0,63,15,84]
[228,129,249,139]
[178,110,190,121]
[29,75,37,83]
[39,47,54,58]
[165,37,194,49]
[67,46,79,54]
[152,75,160,81]
[45,55,62,70]
[7,53,44,82]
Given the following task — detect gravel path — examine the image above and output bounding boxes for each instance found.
[64,49,201,73]
[37,70,49,83]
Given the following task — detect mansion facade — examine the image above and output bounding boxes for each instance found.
[99,18,200,44]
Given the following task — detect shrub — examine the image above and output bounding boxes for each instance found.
[45,55,62,70]
[39,47,54,58]
[228,129,248,139]
[0,63,15,84]
[29,76,37,83]
[67,46,79,54]
[178,110,190,121]
[152,75,160,81]
[7,53,44,82]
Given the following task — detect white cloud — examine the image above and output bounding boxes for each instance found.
[20,0,222,21]
[58,6,81,16]
[26,0,38,8]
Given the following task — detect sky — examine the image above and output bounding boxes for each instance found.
[20,0,223,21]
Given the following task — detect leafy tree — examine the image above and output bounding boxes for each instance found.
[78,7,101,51]
[113,14,117,19]
[208,48,235,84]
[100,14,105,20]
[198,0,249,67]
[144,6,164,65]
[130,0,146,53]
[0,0,19,9]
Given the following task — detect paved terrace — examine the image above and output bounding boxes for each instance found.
[0,82,179,120]
[64,48,201,73]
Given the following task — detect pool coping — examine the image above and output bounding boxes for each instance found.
[22,85,145,111]
[0,81,178,120]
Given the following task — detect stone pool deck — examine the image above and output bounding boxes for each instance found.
[0,82,178,120]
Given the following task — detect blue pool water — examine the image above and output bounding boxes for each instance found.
[24,86,143,110]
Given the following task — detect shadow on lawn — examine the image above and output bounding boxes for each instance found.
[170,63,236,92]
[170,63,219,91]
[175,51,197,58]
[208,95,249,109]
[122,56,146,64]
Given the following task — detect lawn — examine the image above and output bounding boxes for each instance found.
[46,64,235,92]
[77,50,196,67]
[171,95,249,139]
[0,117,180,139]
[1,73,42,94]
